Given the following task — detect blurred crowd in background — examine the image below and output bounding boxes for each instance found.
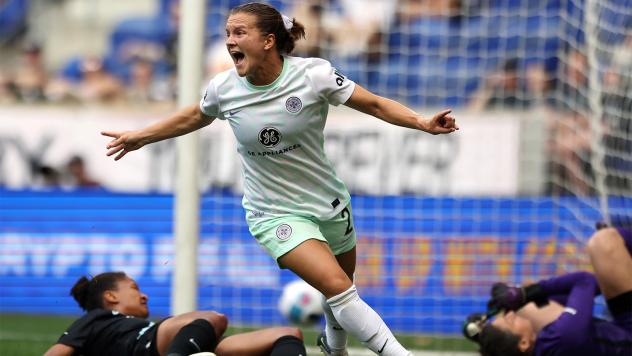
[1,0,630,109]
[32,155,102,190]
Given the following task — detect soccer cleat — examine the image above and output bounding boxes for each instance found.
[317,331,348,356]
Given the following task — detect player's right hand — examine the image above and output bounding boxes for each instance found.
[101,131,145,161]
[488,282,526,312]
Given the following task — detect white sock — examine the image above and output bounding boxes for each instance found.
[321,294,348,350]
[327,285,411,356]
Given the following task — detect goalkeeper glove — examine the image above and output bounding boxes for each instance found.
[488,282,548,312]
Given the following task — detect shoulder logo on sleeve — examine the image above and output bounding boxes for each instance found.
[285,96,302,113]
[276,224,292,241]
[333,69,345,86]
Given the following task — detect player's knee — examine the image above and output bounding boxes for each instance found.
[202,311,228,337]
[167,318,220,355]
[278,326,303,340]
[587,227,620,258]
[184,311,228,337]
[323,274,353,297]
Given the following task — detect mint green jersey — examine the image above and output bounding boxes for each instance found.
[200,56,356,219]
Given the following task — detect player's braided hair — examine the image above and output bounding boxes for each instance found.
[70,271,127,311]
[231,2,306,55]
[477,324,532,356]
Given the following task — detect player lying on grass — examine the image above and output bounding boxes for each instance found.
[463,224,632,356]
[43,271,306,356]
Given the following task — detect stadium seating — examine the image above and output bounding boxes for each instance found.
[79,0,581,107]
[0,0,29,41]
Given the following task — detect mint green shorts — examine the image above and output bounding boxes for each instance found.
[246,204,357,264]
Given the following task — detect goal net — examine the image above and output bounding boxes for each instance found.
[193,0,632,346]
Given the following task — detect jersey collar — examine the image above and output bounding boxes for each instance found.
[242,56,289,91]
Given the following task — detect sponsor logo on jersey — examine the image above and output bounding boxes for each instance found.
[247,143,302,157]
[285,96,302,113]
[258,127,282,148]
[276,224,292,241]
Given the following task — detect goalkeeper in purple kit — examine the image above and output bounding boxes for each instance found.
[464,225,632,356]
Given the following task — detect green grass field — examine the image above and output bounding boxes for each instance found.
[0,313,477,355]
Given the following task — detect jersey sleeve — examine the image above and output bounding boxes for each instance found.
[538,272,600,351]
[56,316,90,350]
[200,78,222,119]
[307,58,356,106]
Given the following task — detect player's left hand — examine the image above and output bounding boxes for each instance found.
[423,109,459,135]
[101,130,145,161]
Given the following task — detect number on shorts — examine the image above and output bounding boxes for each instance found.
[341,207,354,236]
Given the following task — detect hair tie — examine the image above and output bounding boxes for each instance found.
[281,14,293,31]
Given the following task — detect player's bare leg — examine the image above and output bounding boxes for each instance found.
[214,327,304,356]
[316,247,357,355]
[279,239,352,297]
[279,240,411,356]
[587,227,632,299]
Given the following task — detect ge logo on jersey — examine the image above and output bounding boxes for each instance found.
[276,224,292,241]
[285,96,302,113]
[258,127,282,148]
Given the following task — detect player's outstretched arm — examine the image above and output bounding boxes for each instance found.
[344,84,458,135]
[43,343,75,356]
[101,104,215,161]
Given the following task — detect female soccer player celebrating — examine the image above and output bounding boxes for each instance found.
[465,226,632,356]
[102,3,458,355]
[44,271,306,356]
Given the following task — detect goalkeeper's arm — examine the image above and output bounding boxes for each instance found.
[490,271,600,312]
[489,272,600,346]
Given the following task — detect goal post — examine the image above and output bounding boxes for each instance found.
[172,0,206,316]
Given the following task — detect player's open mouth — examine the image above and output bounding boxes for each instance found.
[231,51,245,65]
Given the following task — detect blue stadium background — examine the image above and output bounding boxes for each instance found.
[2,189,624,335]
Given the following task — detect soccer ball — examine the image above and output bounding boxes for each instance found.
[278,280,324,325]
